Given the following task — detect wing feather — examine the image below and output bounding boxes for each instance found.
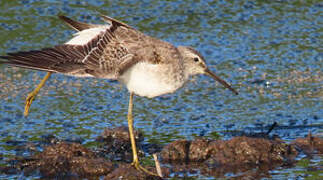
[1,21,136,79]
[59,15,100,31]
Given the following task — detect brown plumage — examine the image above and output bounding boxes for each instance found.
[0,15,181,80]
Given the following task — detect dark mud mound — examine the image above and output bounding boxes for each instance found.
[160,136,298,178]
[4,141,160,179]
[20,142,114,178]
[161,137,298,164]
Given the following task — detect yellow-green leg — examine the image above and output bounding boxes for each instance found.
[127,92,159,176]
[24,72,52,116]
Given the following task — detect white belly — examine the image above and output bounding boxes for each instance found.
[119,62,185,98]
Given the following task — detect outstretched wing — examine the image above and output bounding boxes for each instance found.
[0,16,137,79]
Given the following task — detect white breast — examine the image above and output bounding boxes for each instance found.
[119,62,185,98]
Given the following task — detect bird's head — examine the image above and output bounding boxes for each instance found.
[178,46,238,95]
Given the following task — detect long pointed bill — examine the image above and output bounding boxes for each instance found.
[205,68,238,95]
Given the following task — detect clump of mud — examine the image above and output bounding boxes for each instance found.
[22,142,114,178]
[96,126,144,162]
[160,136,298,178]
[0,127,322,179]
[161,137,297,164]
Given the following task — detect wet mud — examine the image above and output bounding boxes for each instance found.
[0,127,322,179]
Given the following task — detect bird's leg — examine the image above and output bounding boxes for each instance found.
[128,92,139,165]
[127,92,159,176]
[24,72,52,116]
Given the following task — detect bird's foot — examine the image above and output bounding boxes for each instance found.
[24,90,38,116]
[23,72,51,116]
[131,159,159,177]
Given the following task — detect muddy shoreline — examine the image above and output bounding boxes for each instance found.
[1,127,322,179]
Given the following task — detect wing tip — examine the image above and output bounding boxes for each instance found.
[58,13,134,32]
[100,14,134,30]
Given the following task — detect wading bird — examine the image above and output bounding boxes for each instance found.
[0,15,238,175]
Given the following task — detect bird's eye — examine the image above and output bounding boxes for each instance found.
[193,57,199,62]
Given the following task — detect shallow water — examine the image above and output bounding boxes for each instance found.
[0,0,322,179]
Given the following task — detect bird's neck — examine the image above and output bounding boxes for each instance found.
[182,61,193,81]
